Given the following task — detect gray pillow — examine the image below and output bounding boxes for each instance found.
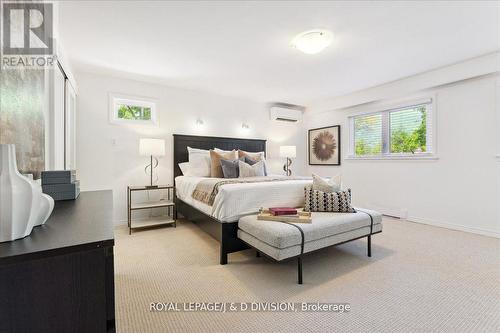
[220,158,243,178]
[244,156,257,165]
[220,159,239,178]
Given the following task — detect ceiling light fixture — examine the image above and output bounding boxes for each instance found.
[290,29,333,55]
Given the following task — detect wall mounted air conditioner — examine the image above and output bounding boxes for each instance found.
[270,106,303,122]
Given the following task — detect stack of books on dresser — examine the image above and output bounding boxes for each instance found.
[41,170,80,201]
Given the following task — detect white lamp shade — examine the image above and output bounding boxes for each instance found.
[280,146,296,158]
[139,138,165,156]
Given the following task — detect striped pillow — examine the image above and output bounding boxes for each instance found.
[304,185,356,213]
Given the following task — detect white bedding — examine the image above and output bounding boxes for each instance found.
[175,176,312,222]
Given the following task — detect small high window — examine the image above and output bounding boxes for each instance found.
[109,94,157,126]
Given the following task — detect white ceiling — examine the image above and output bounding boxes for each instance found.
[59,1,500,106]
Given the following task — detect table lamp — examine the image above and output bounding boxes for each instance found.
[139,138,165,188]
[280,146,296,176]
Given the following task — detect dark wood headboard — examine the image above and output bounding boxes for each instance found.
[173,134,267,180]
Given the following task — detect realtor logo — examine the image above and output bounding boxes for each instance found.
[2,2,54,55]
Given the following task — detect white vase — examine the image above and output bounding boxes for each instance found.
[0,144,54,242]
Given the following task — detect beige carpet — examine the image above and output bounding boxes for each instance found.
[114,217,500,333]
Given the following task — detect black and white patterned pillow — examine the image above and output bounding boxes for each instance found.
[304,185,356,213]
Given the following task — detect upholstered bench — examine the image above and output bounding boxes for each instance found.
[237,209,382,284]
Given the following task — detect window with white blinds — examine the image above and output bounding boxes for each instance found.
[348,100,434,159]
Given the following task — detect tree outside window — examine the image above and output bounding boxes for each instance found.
[350,102,431,158]
[109,94,157,126]
[117,104,152,121]
[390,106,426,154]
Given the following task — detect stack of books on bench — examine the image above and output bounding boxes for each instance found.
[258,207,312,223]
[41,170,80,201]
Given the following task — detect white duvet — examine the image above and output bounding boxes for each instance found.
[175,176,312,222]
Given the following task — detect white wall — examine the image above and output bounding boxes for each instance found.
[75,71,305,224]
[304,75,500,237]
[75,53,500,237]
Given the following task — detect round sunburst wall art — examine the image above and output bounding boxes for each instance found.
[308,125,341,165]
[313,131,336,161]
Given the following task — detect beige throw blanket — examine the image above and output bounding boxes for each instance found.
[192,176,305,206]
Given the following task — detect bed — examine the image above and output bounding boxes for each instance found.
[173,134,312,264]
[175,175,312,222]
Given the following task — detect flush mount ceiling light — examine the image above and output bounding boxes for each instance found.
[290,29,333,55]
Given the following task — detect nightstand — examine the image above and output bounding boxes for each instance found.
[127,185,177,234]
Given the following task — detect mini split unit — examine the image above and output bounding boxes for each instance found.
[269,106,303,122]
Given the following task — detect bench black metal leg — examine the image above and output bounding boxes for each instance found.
[256,251,261,258]
[297,256,303,284]
[220,247,228,265]
[367,235,372,257]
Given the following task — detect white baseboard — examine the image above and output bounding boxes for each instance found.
[365,204,408,219]
[406,215,500,239]
[365,202,500,238]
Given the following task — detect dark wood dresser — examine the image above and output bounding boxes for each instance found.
[0,190,115,333]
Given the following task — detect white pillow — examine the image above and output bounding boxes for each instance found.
[187,147,211,177]
[178,162,190,176]
[188,146,210,154]
[239,160,265,178]
[312,173,342,193]
[214,148,235,154]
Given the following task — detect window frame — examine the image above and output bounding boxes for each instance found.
[347,97,437,160]
[109,93,158,126]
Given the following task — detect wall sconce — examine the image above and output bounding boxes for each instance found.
[241,123,250,130]
[196,118,204,127]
